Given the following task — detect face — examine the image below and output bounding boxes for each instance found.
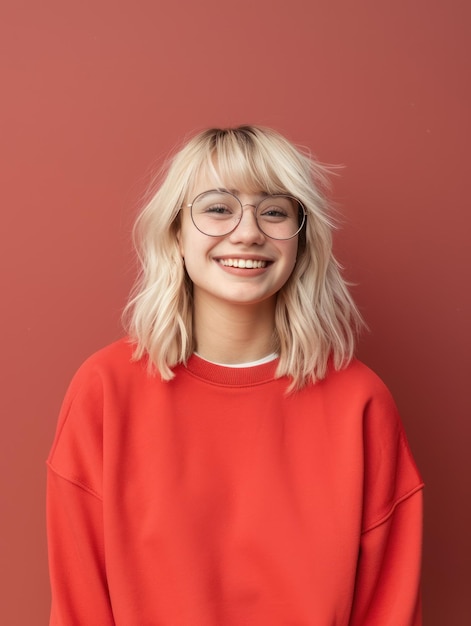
[177,173,299,313]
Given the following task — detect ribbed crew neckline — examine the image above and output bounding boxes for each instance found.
[182,353,280,386]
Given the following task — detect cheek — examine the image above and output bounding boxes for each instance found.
[285,240,299,271]
[177,232,208,281]
[180,249,206,290]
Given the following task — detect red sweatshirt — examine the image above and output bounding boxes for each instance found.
[47,339,423,625]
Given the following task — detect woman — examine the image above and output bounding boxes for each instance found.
[47,125,423,625]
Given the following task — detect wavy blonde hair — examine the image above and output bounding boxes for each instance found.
[123,125,364,389]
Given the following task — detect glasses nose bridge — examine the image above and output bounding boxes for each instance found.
[228,199,265,240]
[235,201,263,230]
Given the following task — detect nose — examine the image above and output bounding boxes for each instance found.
[228,204,265,245]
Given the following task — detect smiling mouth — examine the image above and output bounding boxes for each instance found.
[218,258,268,269]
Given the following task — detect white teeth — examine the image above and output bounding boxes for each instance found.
[219,259,267,268]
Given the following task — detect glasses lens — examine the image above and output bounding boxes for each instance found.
[190,191,306,239]
[191,191,241,237]
[256,196,305,239]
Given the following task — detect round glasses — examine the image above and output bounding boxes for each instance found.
[187,190,307,240]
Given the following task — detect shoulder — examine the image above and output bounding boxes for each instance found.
[314,358,396,411]
[303,359,412,460]
[330,358,391,390]
[334,359,404,428]
[49,338,149,454]
[73,337,137,375]
[327,361,423,530]
[65,337,148,393]
[47,338,151,493]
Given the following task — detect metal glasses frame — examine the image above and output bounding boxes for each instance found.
[186,189,307,240]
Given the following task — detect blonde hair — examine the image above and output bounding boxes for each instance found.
[123,125,364,389]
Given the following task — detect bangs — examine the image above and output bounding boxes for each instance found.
[187,128,296,198]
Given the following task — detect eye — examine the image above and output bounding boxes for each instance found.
[259,205,290,220]
[264,207,288,216]
[204,203,235,216]
[259,196,299,221]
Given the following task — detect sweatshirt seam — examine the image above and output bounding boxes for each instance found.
[47,460,103,501]
[361,483,424,534]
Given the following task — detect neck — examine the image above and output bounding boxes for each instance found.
[193,293,277,365]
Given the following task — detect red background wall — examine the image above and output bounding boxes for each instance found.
[1,1,469,623]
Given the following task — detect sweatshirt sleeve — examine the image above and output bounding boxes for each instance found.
[349,375,424,626]
[46,359,116,626]
[348,489,423,625]
[47,470,115,626]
